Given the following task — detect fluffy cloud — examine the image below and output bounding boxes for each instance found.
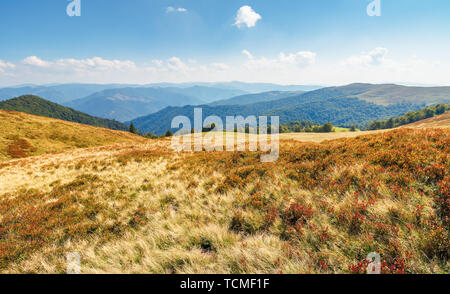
[167,57,189,72]
[0,59,16,72]
[234,6,261,28]
[22,56,50,67]
[1,50,447,87]
[242,50,316,70]
[343,47,389,67]
[166,6,187,13]
[22,56,136,72]
[55,57,136,71]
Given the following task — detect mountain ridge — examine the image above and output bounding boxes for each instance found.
[129,83,450,134]
[0,95,129,131]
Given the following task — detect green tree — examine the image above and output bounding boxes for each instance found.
[129,122,137,134]
[350,125,357,132]
[164,130,173,137]
[322,122,334,133]
[386,118,395,129]
[436,104,446,115]
[144,132,158,139]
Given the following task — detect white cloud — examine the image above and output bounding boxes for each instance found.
[166,6,187,13]
[151,59,164,67]
[279,52,317,67]
[334,47,448,85]
[242,50,316,70]
[22,56,136,72]
[22,56,50,67]
[1,50,448,87]
[234,6,261,28]
[55,57,136,71]
[167,57,189,72]
[343,47,389,67]
[0,59,15,72]
[242,49,253,59]
[211,63,230,71]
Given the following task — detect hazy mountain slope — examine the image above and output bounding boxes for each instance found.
[162,86,248,103]
[343,83,450,105]
[0,95,129,131]
[131,98,421,135]
[65,87,205,122]
[0,84,138,104]
[265,98,421,126]
[131,83,450,135]
[209,91,305,106]
[147,82,323,93]
[0,110,146,161]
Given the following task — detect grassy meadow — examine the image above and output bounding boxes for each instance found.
[0,110,147,161]
[0,111,448,273]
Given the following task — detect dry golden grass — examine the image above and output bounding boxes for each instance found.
[0,125,448,274]
[0,110,148,161]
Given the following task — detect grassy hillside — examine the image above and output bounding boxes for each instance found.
[352,84,450,106]
[403,111,450,129]
[0,110,147,161]
[0,95,129,131]
[0,127,448,273]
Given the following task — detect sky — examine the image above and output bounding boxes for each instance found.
[0,0,450,87]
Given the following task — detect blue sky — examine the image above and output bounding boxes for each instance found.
[1,0,449,86]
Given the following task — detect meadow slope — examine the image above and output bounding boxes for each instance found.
[0,125,448,273]
[400,111,450,129]
[0,110,147,161]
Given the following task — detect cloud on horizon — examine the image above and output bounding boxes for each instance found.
[0,48,447,86]
[242,50,316,70]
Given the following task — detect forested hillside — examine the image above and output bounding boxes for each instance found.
[0,95,129,131]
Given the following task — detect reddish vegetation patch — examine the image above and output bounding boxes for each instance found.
[0,174,146,270]
[174,129,449,272]
[7,139,37,158]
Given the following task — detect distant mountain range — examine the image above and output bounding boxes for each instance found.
[209,91,305,106]
[149,86,248,103]
[0,95,129,131]
[2,83,449,132]
[0,82,322,122]
[64,87,207,122]
[146,82,323,93]
[0,83,139,104]
[131,83,450,135]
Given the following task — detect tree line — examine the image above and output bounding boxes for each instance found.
[367,103,449,130]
